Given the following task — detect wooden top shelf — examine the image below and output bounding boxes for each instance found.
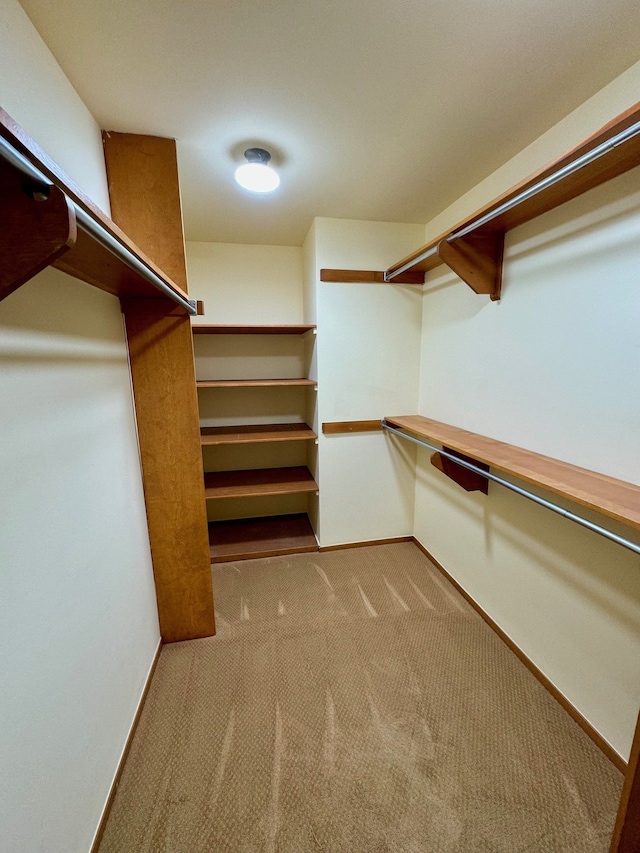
[196,378,316,389]
[201,423,317,445]
[386,102,640,280]
[192,324,316,335]
[204,466,318,500]
[385,415,640,531]
[0,108,191,311]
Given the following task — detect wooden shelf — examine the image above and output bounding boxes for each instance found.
[209,513,318,563]
[197,378,316,389]
[204,466,318,500]
[201,423,316,446]
[322,102,640,301]
[192,324,315,335]
[0,108,191,311]
[385,415,640,531]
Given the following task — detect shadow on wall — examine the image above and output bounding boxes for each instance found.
[415,455,640,640]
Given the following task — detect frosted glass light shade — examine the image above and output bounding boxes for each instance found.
[234,162,280,193]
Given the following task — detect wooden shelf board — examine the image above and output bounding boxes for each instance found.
[201,423,316,445]
[209,513,318,563]
[0,108,191,311]
[192,324,316,335]
[386,102,640,280]
[197,378,316,389]
[385,415,640,531]
[204,466,318,500]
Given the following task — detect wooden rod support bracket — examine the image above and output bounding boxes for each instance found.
[431,446,489,494]
[437,232,504,300]
[0,159,76,302]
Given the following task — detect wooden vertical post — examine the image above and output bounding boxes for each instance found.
[610,709,640,852]
[123,300,214,642]
[103,131,214,642]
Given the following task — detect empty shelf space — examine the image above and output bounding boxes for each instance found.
[201,423,317,446]
[209,513,318,563]
[385,415,640,530]
[192,324,316,335]
[197,378,316,389]
[204,466,318,500]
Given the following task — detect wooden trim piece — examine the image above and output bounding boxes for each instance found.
[89,639,162,853]
[320,269,425,285]
[322,420,382,434]
[411,537,626,773]
[0,108,191,309]
[386,415,640,531]
[124,302,215,642]
[610,710,640,851]
[386,101,640,283]
[197,378,316,389]
[437,232,504,300]
[192,324,316,335]
[201,423,316,446]
[431,447,489,494]
[319,536,413,552]
[0,158,77,301]
[102,132,189,292]
[204,466,317,500]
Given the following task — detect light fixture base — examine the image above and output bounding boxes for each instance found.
[244,147,272,165]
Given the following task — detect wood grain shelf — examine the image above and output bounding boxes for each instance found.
[385,415,640,531]
[322,102,640,301]
[192,324,316,335]
[0,108,192,312]
[208,513,318,563]
[201,423,317,446]
[197,378,316,389]
[204,466,318,500]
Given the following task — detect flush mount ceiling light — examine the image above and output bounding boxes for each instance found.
[234,147,280,193]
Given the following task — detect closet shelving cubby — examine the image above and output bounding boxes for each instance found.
[192,323,319,562]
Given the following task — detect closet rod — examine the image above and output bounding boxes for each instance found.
[385,117,640,282]
[382,420,640,557]
[0,136,197,316]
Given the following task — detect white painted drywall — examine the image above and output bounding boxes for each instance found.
[310,218,424,546]
[0,6,158,851]
[185,242,304,324]
[0,0,110,212]
[415,63,640,760]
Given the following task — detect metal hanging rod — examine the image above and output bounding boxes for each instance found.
[385,117,640,282]
[382,420,640,557]
[0,135,197,316]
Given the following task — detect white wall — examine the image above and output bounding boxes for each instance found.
[415,63,640,760]
[186,242,304,324]
[310,218,424,546]
[0,4,159,851]
[0,0,110,213]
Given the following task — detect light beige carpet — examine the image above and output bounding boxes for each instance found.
[99,542,622,853]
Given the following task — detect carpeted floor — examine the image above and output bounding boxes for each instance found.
[98,542,622,853]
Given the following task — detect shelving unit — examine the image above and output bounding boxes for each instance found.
[384,415,640,531]
[0,108,194,314]
[320,101,640,301]
[193,323,319,562]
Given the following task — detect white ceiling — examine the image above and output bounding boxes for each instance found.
[18,0,640,246]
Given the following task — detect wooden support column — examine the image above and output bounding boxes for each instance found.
[610,709,640,852]
[104,131,214,642]
[102,132,188,290]
[123,300,214,642]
